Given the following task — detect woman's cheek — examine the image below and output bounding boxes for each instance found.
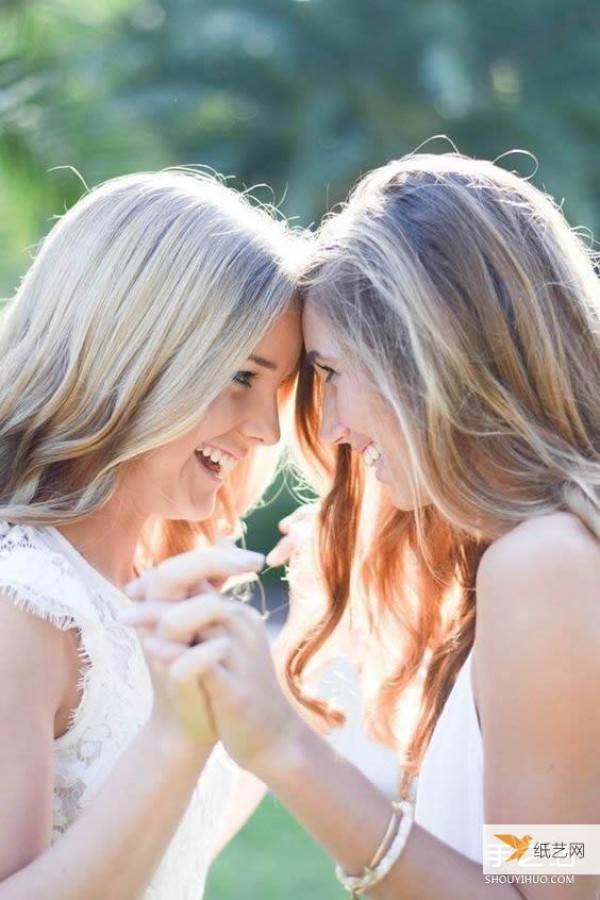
[209,391,244,428]
[336,383,356,429]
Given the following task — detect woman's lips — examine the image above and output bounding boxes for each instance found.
[195,451,224,483]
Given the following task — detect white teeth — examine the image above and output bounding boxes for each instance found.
[196,444,237,472]
[362,443,382,467]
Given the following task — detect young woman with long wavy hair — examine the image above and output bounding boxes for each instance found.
[0,170,304,899]
[128,153,600,899]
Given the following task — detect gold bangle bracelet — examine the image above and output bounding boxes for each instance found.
[367,803,401,871]
[335,800,415,897]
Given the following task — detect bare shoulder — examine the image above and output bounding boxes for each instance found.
[0,590,77,714]
[480,510,600,574]
[474,514,600,828]
[474,511,600,680]
[477,512,600,602]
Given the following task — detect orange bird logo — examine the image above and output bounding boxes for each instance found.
[494,834,534,861]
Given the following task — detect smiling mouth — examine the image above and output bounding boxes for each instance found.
[194,443,238,483]
[195,451,223,481]
[361,442,383,467]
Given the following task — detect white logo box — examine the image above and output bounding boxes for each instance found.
[483,824,600,875]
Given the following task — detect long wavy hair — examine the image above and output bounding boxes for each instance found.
[286,152,600,798]
[0,170,302,562]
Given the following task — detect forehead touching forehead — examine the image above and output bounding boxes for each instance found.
[302,296,342,363]
[252,305,303,374]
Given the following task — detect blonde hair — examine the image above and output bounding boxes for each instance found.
[0,170,302,560]
[288,152,600,796]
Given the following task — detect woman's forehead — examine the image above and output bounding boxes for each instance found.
[252,307,303,372]
[302,303,341,361]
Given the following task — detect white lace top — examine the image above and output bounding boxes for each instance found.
[0,520,239,899]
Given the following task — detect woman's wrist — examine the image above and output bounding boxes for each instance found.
[143,716,217,769]
[251,713,316,786]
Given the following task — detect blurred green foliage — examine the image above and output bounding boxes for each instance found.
[205,794,344,899]
[2,0,600,296]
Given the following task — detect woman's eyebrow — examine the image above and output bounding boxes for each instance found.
[248,353,298,382]
[248,354,277,371]
[305,350,338,366]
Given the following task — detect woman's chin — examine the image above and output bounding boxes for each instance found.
[383,478,421,512]
[191,495,218,521]
[161,494,218,523]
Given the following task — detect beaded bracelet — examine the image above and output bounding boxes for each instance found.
[335,799,415,897]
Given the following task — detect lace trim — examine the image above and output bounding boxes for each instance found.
[0,522,241,898]
[0,581,102,748]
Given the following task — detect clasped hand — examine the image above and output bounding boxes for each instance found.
[119,541,303,778]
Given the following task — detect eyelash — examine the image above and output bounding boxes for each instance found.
[315,363,337,384]
[233,370,256,389]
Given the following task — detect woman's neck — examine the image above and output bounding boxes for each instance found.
[56,496,146,590]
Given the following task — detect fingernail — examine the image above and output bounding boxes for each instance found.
[238,551,265,567]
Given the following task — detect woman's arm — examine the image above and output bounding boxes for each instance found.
[209,770,267,861]
[2,719,214,900]
[0,544,263,900]
[257,513,600,899]
[132,512,600,899]
[0,592,216,900]
[254,719,514,899]
[129,596,523,899]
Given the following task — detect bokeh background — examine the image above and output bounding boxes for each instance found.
[2,1,600,897]
[3,0,600,297]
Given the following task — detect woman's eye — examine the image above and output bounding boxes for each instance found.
[315,363,337,384]
[233,370,256,388]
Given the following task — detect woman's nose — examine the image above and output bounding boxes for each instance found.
[319,391,347,445]
[244,396,281,446]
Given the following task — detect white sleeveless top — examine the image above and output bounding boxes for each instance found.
[414,649,484,865]
[0,521,239,899]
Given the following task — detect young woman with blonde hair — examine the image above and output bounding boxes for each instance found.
[128,153,600,899]
[0,170,304,898]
